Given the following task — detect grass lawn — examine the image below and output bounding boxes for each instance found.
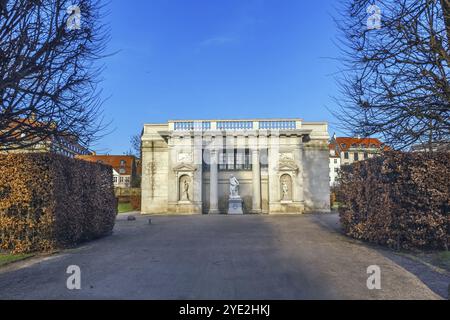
[0,253,33,267]
[434,251,450,271]
[118,202,133,214]
[406,250,450,273]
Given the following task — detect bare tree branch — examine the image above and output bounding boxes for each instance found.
[334,0,450,151]
[0,0,109,151]
[130,133,141,159]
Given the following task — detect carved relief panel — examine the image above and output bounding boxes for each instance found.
[177,152,193,163]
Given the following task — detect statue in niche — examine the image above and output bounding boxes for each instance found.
[282,181,289,200]
[180,176,191,201]
[229,175,240,198]
[280,174,292,201]
[183,180,190,201]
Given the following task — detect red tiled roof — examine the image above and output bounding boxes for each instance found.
[333,137,388,152]
[76,155,136,175]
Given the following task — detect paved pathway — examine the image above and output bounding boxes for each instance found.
[0,213,443,299]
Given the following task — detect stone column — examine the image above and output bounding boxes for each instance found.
[293,137,304,202]
[209,149,219,214]
[252,149,262,213]
[192,132,203,213]
[268,133,280,214]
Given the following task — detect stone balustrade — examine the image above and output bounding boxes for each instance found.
[171,119,301,131]
[217,121,253,130]
[259,120,296,130]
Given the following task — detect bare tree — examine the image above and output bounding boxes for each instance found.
[0,0,109,151]
[129,133,141,159]
[335,0,450,151]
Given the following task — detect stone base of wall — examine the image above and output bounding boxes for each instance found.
[304,200,331,213]
[167,202,203,214]
[141,201,168,214]
[269,201,305,214]
[142,200,330,215]
[305,208,331,213]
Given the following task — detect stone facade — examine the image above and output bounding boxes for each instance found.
[141,119,330,214]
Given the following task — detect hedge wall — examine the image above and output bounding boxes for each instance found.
[337,152,449,250]
[0,153,117,254]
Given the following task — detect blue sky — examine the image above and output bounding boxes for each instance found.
[96,0,343,154]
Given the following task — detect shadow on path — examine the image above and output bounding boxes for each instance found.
[310,212,449,299]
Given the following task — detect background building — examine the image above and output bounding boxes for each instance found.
[1,119,91,158]
[76,155,139,188]
[330,135,388,166]
[328,135,388,186]
[329,144,341,186]
[1,134,91,158]
[410,142,450,152]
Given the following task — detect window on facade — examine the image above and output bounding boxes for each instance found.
[344,152,349,159]
[334,168,338,172]
[218,148,252,171]
[364,152,368,159]
[219,150,227,171]
[202,150,210,172]
[334,159,338,164]
[119,168,126,174]
[226,150,235,170]
[120,160,126,166]
[235,149,245,170]
[245,149,253,170]
[354,153,359,161]
[119,177,124,183]
[113,176,118,183]
[260,149,268,170]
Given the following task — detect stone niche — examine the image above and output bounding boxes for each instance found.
[170,163,199,214]
[280,174,293,202]
[179,174,192,202]
[270,153,305,214]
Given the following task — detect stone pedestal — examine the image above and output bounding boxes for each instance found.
[228,197,244,215]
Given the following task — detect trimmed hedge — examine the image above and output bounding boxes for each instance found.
[337,152,450,250]
[0,153,117,254]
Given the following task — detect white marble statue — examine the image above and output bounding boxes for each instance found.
[182,179,190,201]
[229,175,240,198]
[282,181,289,200]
